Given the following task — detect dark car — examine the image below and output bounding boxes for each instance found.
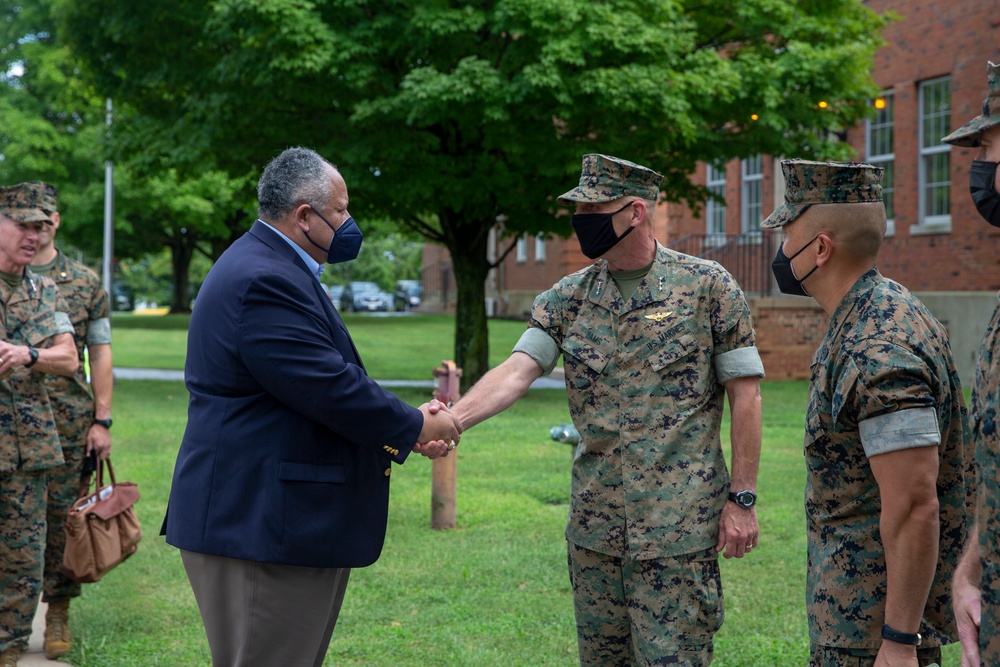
[393,280,422,311]
[341,281,390,312]
[326,284,345,308]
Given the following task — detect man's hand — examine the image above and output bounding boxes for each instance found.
[86,424,112,461]
[715,501,759,559]
[415,400,462,459]
[873,639,919,667]
[953,535,983,667]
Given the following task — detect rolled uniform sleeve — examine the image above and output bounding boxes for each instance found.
[512,327,560,375]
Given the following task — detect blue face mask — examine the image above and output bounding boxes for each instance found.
[305,206,364,264]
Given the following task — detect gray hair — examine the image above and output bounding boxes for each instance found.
[257,147,336,220]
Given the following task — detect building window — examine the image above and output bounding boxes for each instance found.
[917,76,951,232]
[866,93,895,235]
[534,233,546,262]
[741,155,763,237]
[516,233,527,262]
[705,163,727,247]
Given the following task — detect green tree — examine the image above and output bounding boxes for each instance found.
[58,0,889,387]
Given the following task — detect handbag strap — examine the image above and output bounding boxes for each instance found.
[95,458,118,489]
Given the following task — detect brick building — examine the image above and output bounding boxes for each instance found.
[423,0,1000,384]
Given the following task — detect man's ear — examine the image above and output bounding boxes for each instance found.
[292,204,312,232]
[814,232,834,267]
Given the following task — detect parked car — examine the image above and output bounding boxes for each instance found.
[393,280,423,311]
[326,284,345,307]
[341,281,390,312]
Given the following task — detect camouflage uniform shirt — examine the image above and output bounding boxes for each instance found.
[972,292,1000,663]
[33,251,111,445]
[0,269,73,472]
[521,242,762,559]
[805,269,972,649]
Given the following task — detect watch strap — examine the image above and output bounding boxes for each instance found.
[93,418,113,430]
[25,346,38,368]
[881,624,922,646]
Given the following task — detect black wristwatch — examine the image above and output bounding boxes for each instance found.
[881,623,922,646]
[93,418,113,430]
[25,345,38,368]
[728,489,757,509]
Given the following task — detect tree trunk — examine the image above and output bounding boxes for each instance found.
[447,220,491,393]
[169,235,194,314]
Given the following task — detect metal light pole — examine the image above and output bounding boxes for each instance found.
[102,98,114,298]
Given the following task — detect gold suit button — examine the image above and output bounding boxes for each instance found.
[384,468,391,477]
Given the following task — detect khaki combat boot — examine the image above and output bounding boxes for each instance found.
[44,599,71,659]
[0,644,20,667]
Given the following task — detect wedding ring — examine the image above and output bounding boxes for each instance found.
[447,440,457,451]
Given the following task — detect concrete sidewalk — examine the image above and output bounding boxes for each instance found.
[20,601,70,666]
[114,367,568,390]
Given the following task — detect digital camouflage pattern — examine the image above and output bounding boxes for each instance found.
[568,543,721,666]
[528,242,759,560]
[808,643,941,667]
[761,160,884,229]
[0,269,72,473]
[34,251,111,601]
[557,154,663,205]
[0,269,71,653]
[0,182,55,225]
[0,469,47,653]
[971,294,1000,664]
[805,269,973,650]
[942,61,1000,147]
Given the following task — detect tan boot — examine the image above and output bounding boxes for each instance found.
[0,644,20,667]
[44,599,71,659]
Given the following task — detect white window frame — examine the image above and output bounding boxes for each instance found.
[534,233,546,262]
[916,76,951,234]
[516,233,527,262]
[705,163,727,247]
[866,92,895,236]
[741,155,763,240]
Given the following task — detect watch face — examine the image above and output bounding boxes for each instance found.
[737,491,757,508]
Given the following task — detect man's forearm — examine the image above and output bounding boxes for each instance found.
[88,343,113,419]
[727,378,761,490]
[452,353,542,431]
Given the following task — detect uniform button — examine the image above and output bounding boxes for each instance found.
[384,468,391,477]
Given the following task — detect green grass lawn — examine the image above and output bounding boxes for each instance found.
[77,315,961,666]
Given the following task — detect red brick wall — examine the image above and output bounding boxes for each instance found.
[750,298,827,380]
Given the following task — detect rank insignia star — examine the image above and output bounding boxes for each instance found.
[644,311,673,322]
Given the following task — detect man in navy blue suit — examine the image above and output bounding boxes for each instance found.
[163,147,462,667]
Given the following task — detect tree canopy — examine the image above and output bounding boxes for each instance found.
[52,0,888,385]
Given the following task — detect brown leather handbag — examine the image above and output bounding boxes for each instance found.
[62,458,142,583]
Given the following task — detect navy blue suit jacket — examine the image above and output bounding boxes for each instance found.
[164,221,424,568]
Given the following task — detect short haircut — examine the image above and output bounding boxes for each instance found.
[257,147,336,220]
[804,202,886,261]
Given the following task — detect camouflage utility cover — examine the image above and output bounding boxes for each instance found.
[0,270,73,473]
[762,160,883,229]
[0,182,55,225]
[943,62,1000,147]
[34,251,111,447]
[557,154,663,206]
[529,242,760,559]
[971,295,1000,663]
[805,269,972,649]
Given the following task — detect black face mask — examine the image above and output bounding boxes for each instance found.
[771,235,819,297]
[969,160,1000,228]
[571,201,635,259]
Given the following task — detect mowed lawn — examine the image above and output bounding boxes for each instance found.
[65,313,960,666]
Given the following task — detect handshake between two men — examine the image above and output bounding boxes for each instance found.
[411,399,462,459]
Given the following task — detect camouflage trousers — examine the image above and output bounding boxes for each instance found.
[43,442,87,602]
[0,468,48,653]
[567,542,723,667]
[808,644,941,666]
